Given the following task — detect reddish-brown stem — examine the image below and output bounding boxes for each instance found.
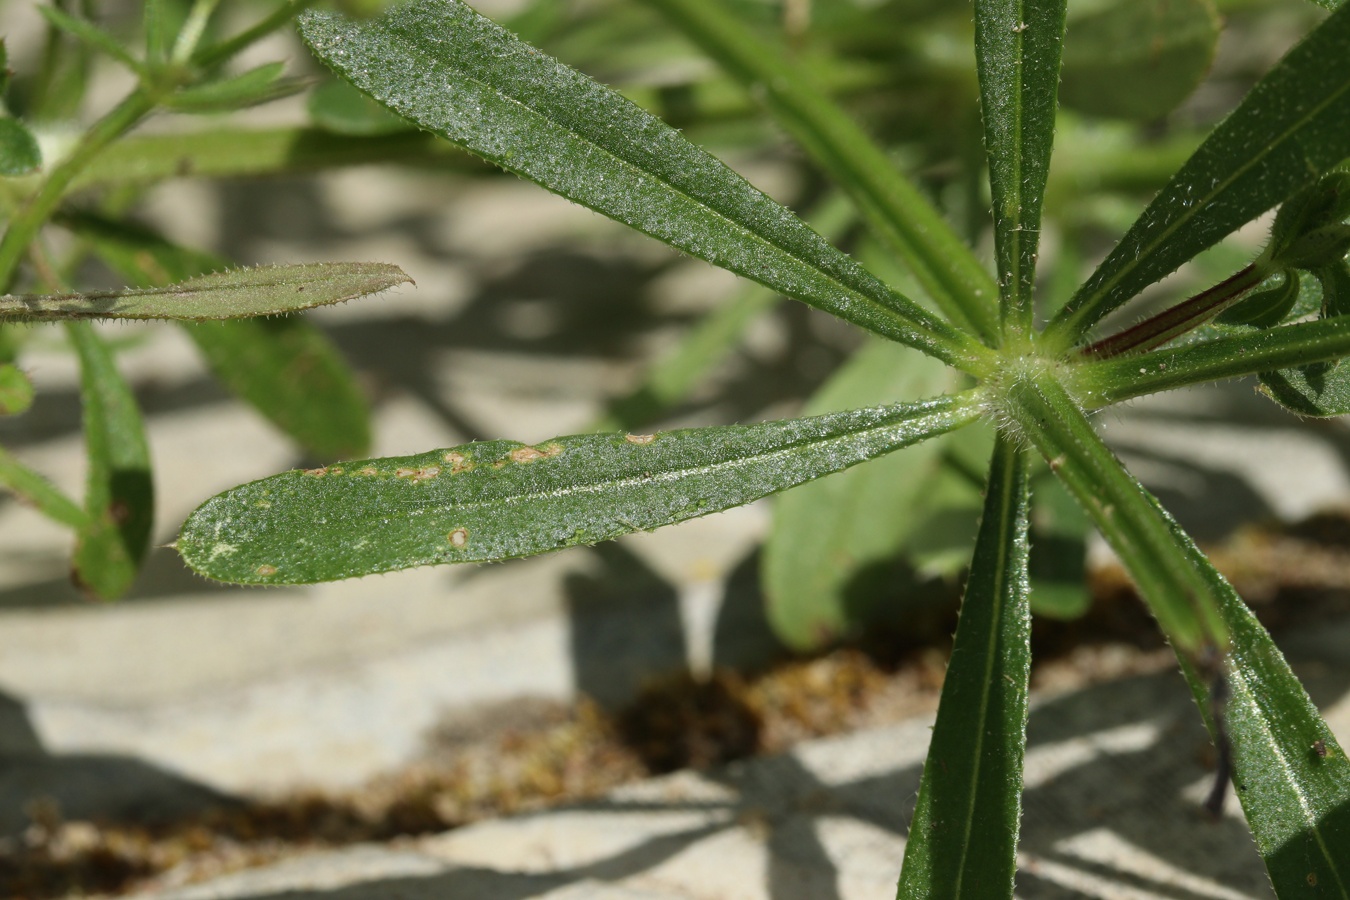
[1080,263,1267,360]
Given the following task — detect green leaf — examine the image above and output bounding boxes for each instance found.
[0,363,34,415]
[1027,471,1091,619]
[37,4,147,75]
[177,394,982,584]
[1009,373,1350,896]
[1047,2,1350,345]
[71,217,373,459]
[974,0,1067,333]
[0,118,41,177]
[763,339,955,650]
[1190,579,1350,896]
[0,262,411,321]
[297,1,988,371]
[1258,360,1350,416]
[72,127,479,190]
[896,435,1031,898]
[1058,0,1219,121]
[188,320,372,460]
[1007,373,1227,653]
[1217,269,1301,327]
[1080,313,1350,405]
[308,78,415,135]
[67,322,153,600]
[0,444,86,528]
[640,0,1000,342]
[1264,172,1350,271]
[1318,259,1350,318]
[166,62,304,113]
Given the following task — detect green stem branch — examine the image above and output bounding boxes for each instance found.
[193,0,320,69]
[0,90,157,292]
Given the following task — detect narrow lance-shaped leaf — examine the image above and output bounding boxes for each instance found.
[975,0,1066,334]
[0,262,411,321]
[70,216,374,460]
[1008,375,1350,896]
[166,62,305,113]
[1007,373,1227,652]
[1077,313,1350,406]
[640,0,1000,342]
[67,323,153,600]
[897,433,1031,899]
[1046,1,1350,345]
[297,1,989,371]
[177,394,982,585]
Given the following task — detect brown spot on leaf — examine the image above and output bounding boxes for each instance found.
[625,434,656,445]
[448,528,469,548]
[443,451,473,473]
[511,447,545,463]
[395,466,441,484]
[359,466,378,476]
[329,466,344,475]
[255,564,278,577]
[303,467,328,477]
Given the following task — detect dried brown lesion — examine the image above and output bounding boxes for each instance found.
[442,451,474,473]
[509,443,563,464]
[395,466,442,484]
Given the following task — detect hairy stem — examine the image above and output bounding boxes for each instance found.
[0,89,157,292]
[1080,262,1268,359]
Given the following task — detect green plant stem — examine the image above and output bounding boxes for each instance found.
[194,0,320,69]
[641,0,1001,344]
[1078,314,1350,405]
[1080,262,1267,358]
[172,0,223,65]
[0,89,157,292]
[1003,371,1228,654]
[0,444,87,527]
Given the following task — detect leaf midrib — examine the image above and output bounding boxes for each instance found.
[388,400,977,517]
[1231,662,1350,895]
[951,444,1019,894]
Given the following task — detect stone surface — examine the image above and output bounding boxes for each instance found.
[115,650,1350,899]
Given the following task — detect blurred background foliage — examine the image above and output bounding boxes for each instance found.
[0,0,1326,643]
